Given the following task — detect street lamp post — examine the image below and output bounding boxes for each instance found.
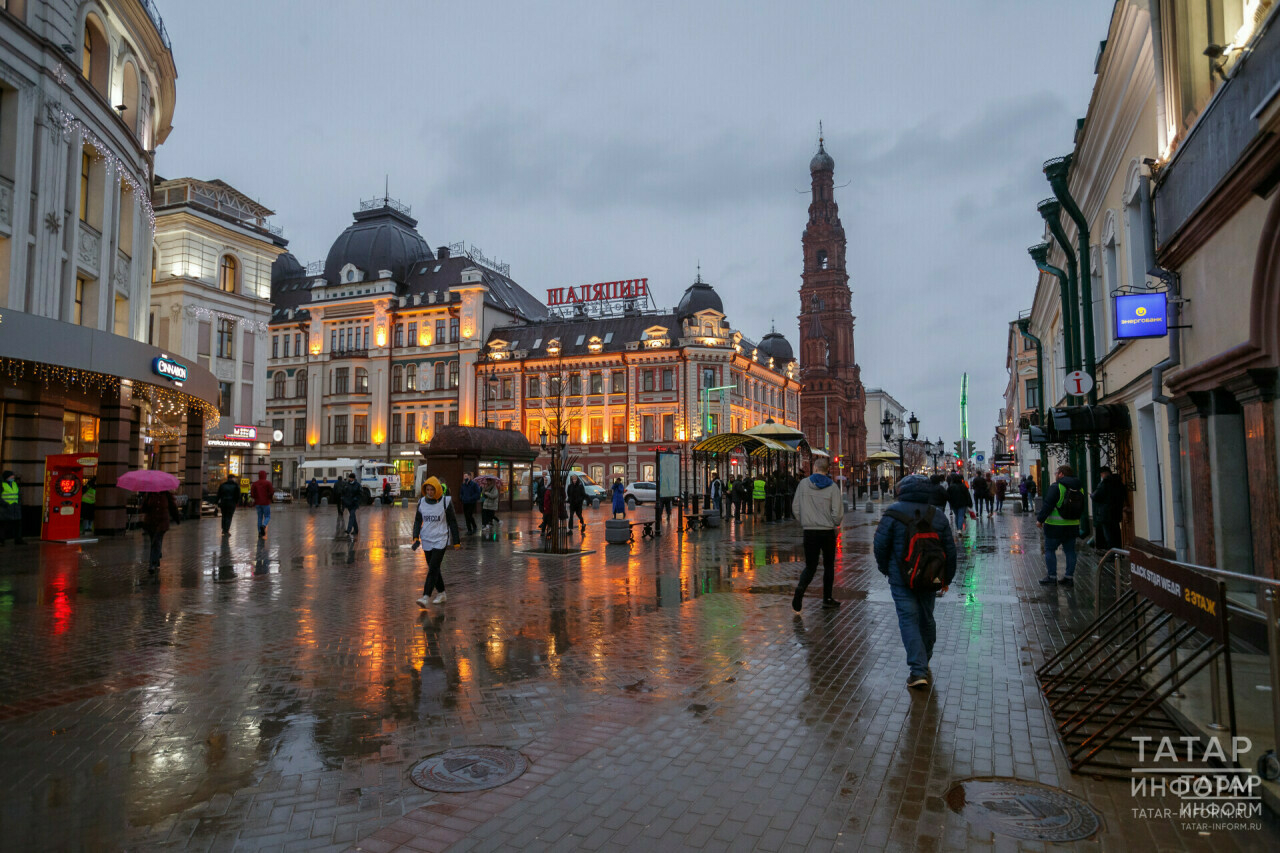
[927,437,946,474]
[882,411,921,482]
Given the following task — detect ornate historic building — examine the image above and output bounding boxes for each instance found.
[798,138,866,477]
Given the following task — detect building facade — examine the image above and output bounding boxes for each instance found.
[479,276,801,487]
[265,198,547,491]
[151,177,286,488]
[862,387,904,481]
[0,1,220,536]
[1003,317,1041,481]
[798,139,867,480]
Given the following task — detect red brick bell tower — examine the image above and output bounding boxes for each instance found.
[798,134,867,477]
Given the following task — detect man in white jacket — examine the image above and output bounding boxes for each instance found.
[791,456,845,611]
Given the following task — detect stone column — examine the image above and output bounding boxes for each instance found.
[1174,392,1215,567]
[96,384,135,535]
[1226,370,1280,585]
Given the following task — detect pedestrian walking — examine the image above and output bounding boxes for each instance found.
[752,474,765,517]
[1026,474,1039,509]
[412,477,461,607]
[611,478,626,518]
[972,470,992,518]
[216,473,239,535]
[1090,465,1126,552]
[1018,476,1030,512]
[382,477,391,506]
[994,476,1008,513]
[1037,465,1085,586]
[341,472,361,538]
[239,476,251,507]
[333,474,347,531]
[139,489,180,578]
[538,474,553,536]
[567,474,587,532]
[763,473,776,523]
[460,472,481,534]
[0,470,23,545]
[927,474,948,509]
[791,456,845,611]
[250,470,273,538]
[481,479,500,532]
[305,477,319,510]
[945,473,975,537]
[873,475,957,690]
[710,473,723,517]
[880,476,890,499]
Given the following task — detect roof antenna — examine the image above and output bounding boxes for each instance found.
[384,174,389,204]
[695,260,702,284]
[818,120,824,150]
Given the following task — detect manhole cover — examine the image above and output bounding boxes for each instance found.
[944,778,1101,842]
[409,746,528,793]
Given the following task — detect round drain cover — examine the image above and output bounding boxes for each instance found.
[945,778,1101,842]
[410,747,528,793]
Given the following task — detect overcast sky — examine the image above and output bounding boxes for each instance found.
[156,0,1114,446]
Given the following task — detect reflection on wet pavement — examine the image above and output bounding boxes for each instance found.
[0,505,1273,851]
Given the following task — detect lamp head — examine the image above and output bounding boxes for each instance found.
[557,428,568,449]
[907,412,920,440]
[539,427,548,451]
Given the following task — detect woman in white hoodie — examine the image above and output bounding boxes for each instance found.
[412,476,461,607]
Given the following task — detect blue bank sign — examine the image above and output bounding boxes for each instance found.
[152,355,189,383]
[1115,292,1168,340]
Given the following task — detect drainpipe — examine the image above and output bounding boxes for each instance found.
[1148,0,1170,155]
[1045,155,1099,406]
[1141,174,1187,559]
[1028,239,1076,386]
[1036,200,1082,385]
[1016,317,1050,481]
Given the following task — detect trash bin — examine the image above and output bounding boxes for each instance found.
[605,518,631,544]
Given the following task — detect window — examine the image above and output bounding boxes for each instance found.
[79,151,90,223]
[330,329,338,352]
[219,255,237,293]
[406,364,417,391]
[1026,379,1041,411]
[448,410,458,425]
[333,367,349,394]
[406,413,416,443]
[642,415,655,442]
[501,378,513,399]
[449,317,459,342]
[434,411,445,432]
[392,364,403,392]
[590,417,603,443]
[590,464,605,483]
[296,371,307,398]
[549,375,561,397]
[436,319,446,343]
[590,372,603,394]
[662,414,674,441]
[353,414,367,443]
[528,376,541,398]
[293,418,305,446]
[272,336,279,359]
[394,323,404,347]
[703,367,716,389]
[611,463,626,479]
[642,370,654,392]
[435,362,446,389]
[333,415,348,443]
[612,416,625,443]
[295,332,303,355]
[449,360,459,388]
[218,381,233,417]
[407,322,417,345]
[569,374,582,396]
[273,372,285,398]
[611,371,626,393]
[662,368,674,391]
[216,319,234,359]
[355,367,369,393]
[73,277,85,325]
[817,249,828,270]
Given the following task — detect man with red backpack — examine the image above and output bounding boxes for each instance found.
[873,474,958,690]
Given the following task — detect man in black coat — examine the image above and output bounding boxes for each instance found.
[216,474,240,535]
[1091,466,1126,551]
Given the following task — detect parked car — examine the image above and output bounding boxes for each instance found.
[272,489,293,503]
[624,481,657,509]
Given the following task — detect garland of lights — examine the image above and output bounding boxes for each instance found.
[48,105,157,233]
[188,305,269,332]
[0,357,220,431]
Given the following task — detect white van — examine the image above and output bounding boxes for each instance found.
[297,459,400,505]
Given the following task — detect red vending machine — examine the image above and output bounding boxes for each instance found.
[42,454,86,541]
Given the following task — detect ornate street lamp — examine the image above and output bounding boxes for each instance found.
[539,427,549,451]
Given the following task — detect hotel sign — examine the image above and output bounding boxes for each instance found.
[152,355,189,383]
[546,278,655,317]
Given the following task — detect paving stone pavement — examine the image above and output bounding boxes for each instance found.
[0,500,1275,851]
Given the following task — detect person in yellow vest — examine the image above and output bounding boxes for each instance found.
[81,476,96,534]
[752,475,766,517]
[1,470,23,545]
[239,476,251,507]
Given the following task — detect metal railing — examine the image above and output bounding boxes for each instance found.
[135,0,172,50]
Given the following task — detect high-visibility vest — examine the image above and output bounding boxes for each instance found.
[1,481,17,505]
[83,486,96,505]
[752,479,765,500]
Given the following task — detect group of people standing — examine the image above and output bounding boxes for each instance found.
[714,471,799,523]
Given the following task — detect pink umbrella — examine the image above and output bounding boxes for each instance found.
[473,475,502,487]
[115,469,180,492]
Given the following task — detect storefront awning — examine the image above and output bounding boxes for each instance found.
[692,433,795,456]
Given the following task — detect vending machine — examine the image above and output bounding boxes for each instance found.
[42,454,87,541]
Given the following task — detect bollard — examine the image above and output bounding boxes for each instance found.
[865,502,873,513]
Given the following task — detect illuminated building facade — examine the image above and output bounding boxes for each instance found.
[478,275,801,486]
[265,198,546,490]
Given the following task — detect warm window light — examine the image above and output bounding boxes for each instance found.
[372,430,385,446]
[677,427,686,441]
[375,326,387,347]
[628,428,636,442]
[310,341,322,355]
[418,331,430,346]
[462,323,474,339]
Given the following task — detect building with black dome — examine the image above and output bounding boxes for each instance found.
[265,197,547,491]
[478,272,799,486]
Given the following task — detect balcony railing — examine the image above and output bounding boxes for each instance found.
[135,0,172,50]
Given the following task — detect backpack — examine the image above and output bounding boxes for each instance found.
[885,507,947,593]
[1055,483,1085,521]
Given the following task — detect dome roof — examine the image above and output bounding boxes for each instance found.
[271,251,304,286]
[323,203,432,284]
[676,275,723,318]
[757,331,794,363]
[810,139,834,173]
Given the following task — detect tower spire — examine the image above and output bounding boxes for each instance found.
[818,120,824,150]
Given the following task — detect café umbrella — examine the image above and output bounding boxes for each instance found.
[115,469,180,493]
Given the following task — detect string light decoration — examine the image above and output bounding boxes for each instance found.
[48,105,157,233]
[188,305,269,332]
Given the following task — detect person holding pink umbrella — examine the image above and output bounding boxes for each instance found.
[115,469,182,578]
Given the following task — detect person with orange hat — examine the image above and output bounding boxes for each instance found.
[412,476,460,607]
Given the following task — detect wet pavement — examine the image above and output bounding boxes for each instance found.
[0,502,1276,851]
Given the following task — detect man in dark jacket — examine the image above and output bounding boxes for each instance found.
[305,478,320,509]
[340,473,362,538]
[216,474,240,535]
[567,474,587,532]
[873,475,958,690]
[1037,465,1085,585]
[1091,466,1126,551]
[459,472,481,534]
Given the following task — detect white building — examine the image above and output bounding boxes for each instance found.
[863,387,905,483]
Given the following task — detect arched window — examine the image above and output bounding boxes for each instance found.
[449,360,459,388]
[295,370,307,398]
[391,364,403,392]
[120,62,139,134]
[435,362,445,389]
[219,255,237,293]
[273,372,285,399]
[405,363,417,391]
[817,250,828,270]
[355,367,369,393]
[81,14,109,97]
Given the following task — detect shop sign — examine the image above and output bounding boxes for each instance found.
[231,425,257,440]
[546,278,655,317]
[1115,293,1168,339]
[152,355,189,383]
[1129,550,1227,643]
